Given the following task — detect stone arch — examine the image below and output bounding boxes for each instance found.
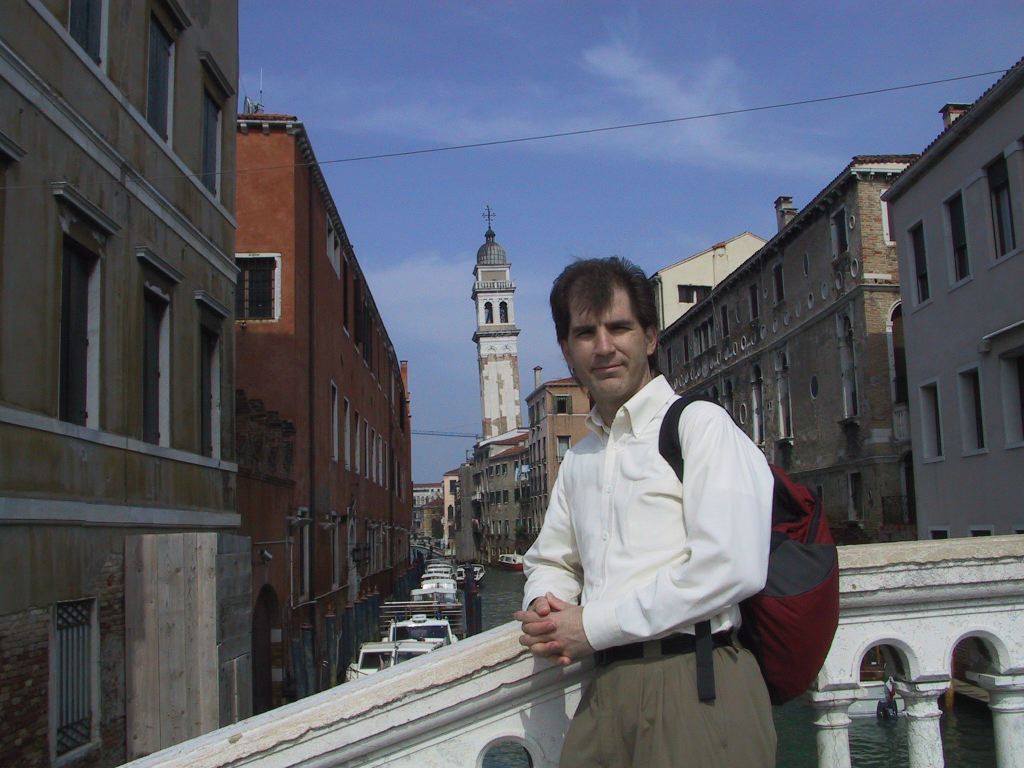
[484,302,493,324]
[252,584,282,715]
[857,640,911,684]
[499,301,509,324]
[478,733,541,768]
[946,628,1012,676]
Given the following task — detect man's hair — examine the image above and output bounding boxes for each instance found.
[549,256,659,371]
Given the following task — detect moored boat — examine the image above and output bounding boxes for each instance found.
[497,553,525,571]
[345,638,445,681]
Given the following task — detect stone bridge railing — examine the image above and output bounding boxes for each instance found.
[123,536,1024,768]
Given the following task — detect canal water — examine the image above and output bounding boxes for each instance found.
[479,568,996,767]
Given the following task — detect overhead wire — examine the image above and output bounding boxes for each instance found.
[0,67,1009,193]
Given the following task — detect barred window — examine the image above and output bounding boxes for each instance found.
[53,599,97,756]
[235,257,276,319]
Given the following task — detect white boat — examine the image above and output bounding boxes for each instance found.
[497,553,525,571]
[456,563,486,584]
[386,613,458,646]
[345,638,445,681]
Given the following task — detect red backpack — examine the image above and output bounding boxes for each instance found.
[659,396,840,705]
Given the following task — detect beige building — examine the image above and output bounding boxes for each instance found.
[522,369,591,540]
[459,431,529,562]
[660,157,917,545]
[0,2,244,765]
[883,61,1024,539]
[651,231,767,329]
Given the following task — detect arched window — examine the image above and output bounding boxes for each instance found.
[499,301,508,323]
[484,302,493,324]
[777,350,792,438]
[751,364,764,444]
[839,314,858,417]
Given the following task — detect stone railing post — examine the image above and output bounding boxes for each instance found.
[895,680,949,768]
[809,688,859,768]
[968,673,1024,768]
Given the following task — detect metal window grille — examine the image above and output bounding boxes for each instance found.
[236,258,275,319]
[54,599,94,755]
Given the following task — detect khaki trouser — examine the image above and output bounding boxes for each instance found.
[559,643,776,768]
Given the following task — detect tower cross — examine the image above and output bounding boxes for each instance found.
[482,205,496,228]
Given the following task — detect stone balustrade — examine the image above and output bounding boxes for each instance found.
[123,535,1024,768]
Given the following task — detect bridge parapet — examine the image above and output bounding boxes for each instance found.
[125,536,1024,768]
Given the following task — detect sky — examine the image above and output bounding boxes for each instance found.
[237,1,1024,482]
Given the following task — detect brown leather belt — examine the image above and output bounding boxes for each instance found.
[594,630,734,667]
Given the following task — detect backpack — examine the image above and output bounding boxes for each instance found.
[658,396,840,705]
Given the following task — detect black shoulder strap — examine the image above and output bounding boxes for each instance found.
[657,392,718,702]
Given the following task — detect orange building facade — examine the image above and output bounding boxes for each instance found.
[234,114,413,709]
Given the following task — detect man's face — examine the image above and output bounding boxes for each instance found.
[560,286,656,421]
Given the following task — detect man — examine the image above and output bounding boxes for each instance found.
[516,257,776,767]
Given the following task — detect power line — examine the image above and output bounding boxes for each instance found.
[412,429,479,439]
[0,67,1009,193]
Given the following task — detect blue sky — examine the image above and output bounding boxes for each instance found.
[238,2,1023,482]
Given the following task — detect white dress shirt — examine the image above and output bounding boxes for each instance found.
[522,375,773,652]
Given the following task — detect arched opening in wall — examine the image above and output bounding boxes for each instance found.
[481,738,535,767]
[858,643,908,719]
[889,303,908,406]
[949,635,998,705]
[901,452,916,527]
[499,301,509,323]
[252,584,282,715]
[484,301,493,324]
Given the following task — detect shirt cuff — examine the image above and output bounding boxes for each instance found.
[581,599,622,652]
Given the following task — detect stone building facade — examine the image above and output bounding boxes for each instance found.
[0,1,243,764]
[884,61,1024,539]
[522,370,592,542]
[660,157,918,544]
[461,432,529,563]
[234,113,413,706]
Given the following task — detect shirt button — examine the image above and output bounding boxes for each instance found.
[595,579,603,588]
[604,485,612,494]
[602,531,609,541]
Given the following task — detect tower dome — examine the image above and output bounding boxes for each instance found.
[476,228,508,266]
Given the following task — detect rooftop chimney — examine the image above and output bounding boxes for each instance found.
[940,103,971,129]
[534,366,543,390]
[774,196,797,232]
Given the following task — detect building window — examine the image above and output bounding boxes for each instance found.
[777,350,792,438]
[957,367,986,452]
[364,420,370,479]
[751,364,764,444]
[142,288,170,445]
[988,155,1017,257]
[557,435,570,460]
[930,528,950,540]
[484,301,493,324]
[60,239,99,427]
[69,0,103,64]
[947,193,971,282]
[146,14,174,140]
[803,252,810,277]
[331,510,341,588]
[665,345,674,375]
[720,303,730,337]
[343,398,351,469]
[199,326,220,457]
[235,256,278,320]
[723,379,734,416]
[298,507,311,599]
[1001,352,1024,446]
[353,411,361,474]
[330,382,339,462]
[683,335,690,363]
[910,223,929,303]
[839,315,859,418]
[52,598,98,758]
[920,382,943,459]
[554,395,571,414]
[831,208,849,258]
[200,89,221,195]
[499,301,509,323]
[772,263,785,304]
[847,472,863,522]
[748,284,760,320]
[970,527,993,537]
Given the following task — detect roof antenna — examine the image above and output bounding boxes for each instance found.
[243,68,265,115]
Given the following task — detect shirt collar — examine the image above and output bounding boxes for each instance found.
[585,375,675,439]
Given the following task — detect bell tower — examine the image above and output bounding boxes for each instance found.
[472,207,522,438]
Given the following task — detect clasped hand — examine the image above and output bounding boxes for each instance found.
[514,592,594,666]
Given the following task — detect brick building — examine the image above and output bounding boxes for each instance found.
[659,156,918,544]
[522,369,591,541]
[234,113,413,707]
[0,2,245,765]
[884,62,1024,539]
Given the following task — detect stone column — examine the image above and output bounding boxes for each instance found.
[895,680,949,768]
[809,688,859,768]
[968,673,1024,768]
